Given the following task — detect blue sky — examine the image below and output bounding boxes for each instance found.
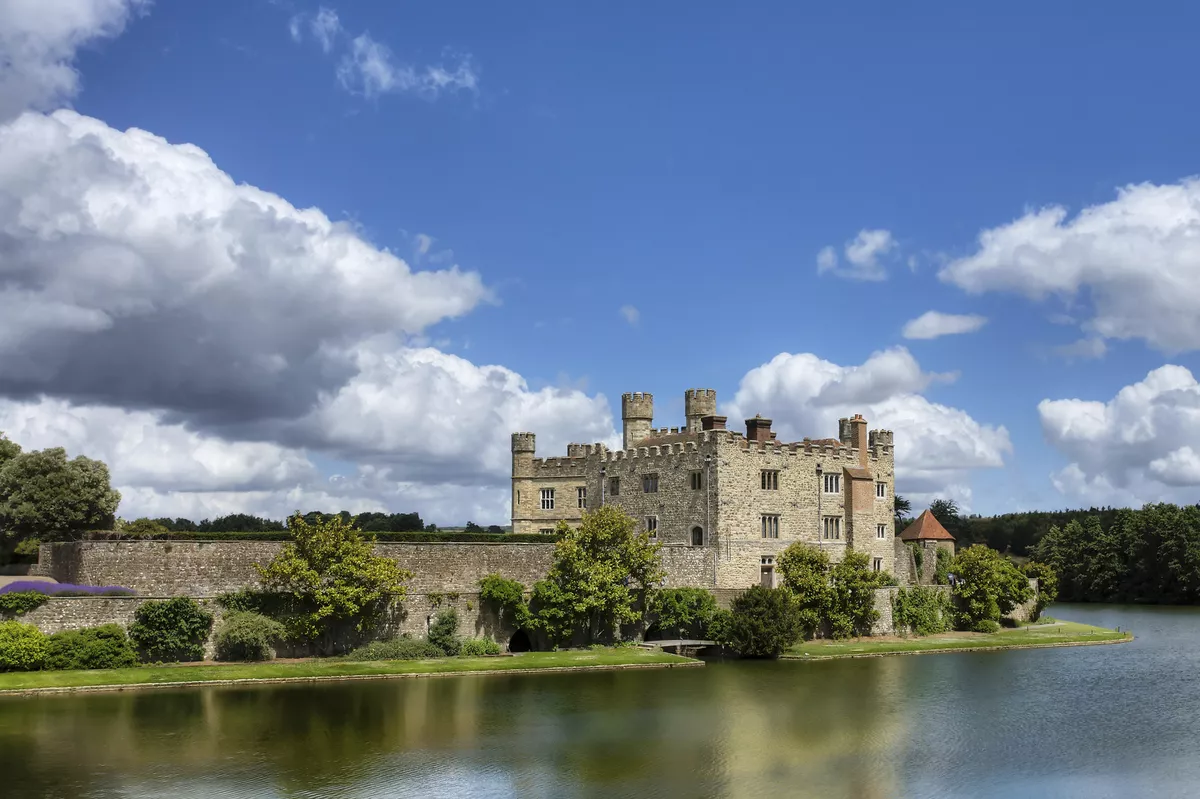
[2,1,1200,523]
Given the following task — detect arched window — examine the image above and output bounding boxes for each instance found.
[691,526,704,546]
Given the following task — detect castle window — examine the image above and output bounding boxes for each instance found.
[876,524,887,539]
[540,488,555,510]
[609,477,620,496]
[690,471,704,490]
[873,557,883,572]
[761,514,779,539]
[822,516,841,540]
[691,526,704,546]
[761,470,779,490]
[643,473,659,493]
[646,516,658,539]
[876,481,887,499]
[577,486,587,508]
[539,528,555,535]
[823,474,841,494]
[516,490,520,505]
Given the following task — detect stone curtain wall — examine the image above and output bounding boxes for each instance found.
[35,541,556,597]
[18,593,514,657]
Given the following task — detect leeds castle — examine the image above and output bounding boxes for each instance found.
[512,388,898,589]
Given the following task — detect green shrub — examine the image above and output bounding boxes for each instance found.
[648,587,718,640]
[478,574,532,629]
[128,597,214,663]
[949,545,1034,631]
[892,586,953,636]
[344,637,445,661]
[0,591,48,617]
[934,547,953,585]
[714,585,801,659]
[459,638,501,657]
[972,619,1002,634]
[44,624,138,670]
[214,611,286,662]
[1022,561,1058,620]
[427,608,460,656]
[0,621,47,671]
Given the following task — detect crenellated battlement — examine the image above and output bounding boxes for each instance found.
[685,388,716,400]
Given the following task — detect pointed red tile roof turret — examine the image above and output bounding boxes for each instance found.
[899,509,955,541]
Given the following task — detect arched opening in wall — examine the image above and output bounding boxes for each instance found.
[691,526,704,546]
[508,629,532,653]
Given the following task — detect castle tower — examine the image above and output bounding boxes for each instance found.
[511,432,536,477]
[621,392,654,449]
[684,388,717,433]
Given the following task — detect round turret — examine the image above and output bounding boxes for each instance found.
[685,388,717,432]
[511,432,536,453]
[621,392,654,449]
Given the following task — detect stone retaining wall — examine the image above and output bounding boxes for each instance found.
[34,541,556,597]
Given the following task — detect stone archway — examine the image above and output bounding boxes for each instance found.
[691,526,704,546]
[508,629,532,652]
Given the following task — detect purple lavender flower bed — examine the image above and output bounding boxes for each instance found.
[0,581,136,596]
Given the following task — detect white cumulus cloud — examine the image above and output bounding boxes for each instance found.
[1040,364,1200,506]
[941,178,1200,353]
[0,0,147,123]
[902,311,987,340]
[816,229,896,281]
[726,347,1010,510]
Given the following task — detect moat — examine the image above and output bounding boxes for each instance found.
[2,604,1196,799]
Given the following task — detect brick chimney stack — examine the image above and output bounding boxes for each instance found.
[745,415,773,443]
[701,415,727,431]
[849,414,868,466]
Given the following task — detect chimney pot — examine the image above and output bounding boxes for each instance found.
[745,416,774,443]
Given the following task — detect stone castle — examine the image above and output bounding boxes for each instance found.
[511,388,897,589]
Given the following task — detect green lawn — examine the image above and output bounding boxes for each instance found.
[784,621,1131,660]
[0,648,699,694]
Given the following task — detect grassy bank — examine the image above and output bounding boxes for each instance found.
[784,621,1131,660]
[0,648,700,695]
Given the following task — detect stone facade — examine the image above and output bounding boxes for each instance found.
[512,387,897,589]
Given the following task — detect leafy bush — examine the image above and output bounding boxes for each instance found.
[648,587,719,640]
[128,597,214,663]
[44,624,138,670]
[714,585,801,659]
[214,611,286,662]
[344,637,446,661]
[0,591,48,616]
[778,545,891,639]
[427,608,460,656]
[478,574,532,629]
[949,545,1034,631]
[934,547,953,585]
[254,513,411,656]
[0,621,47,671]
[778,544,832,637]
[1022,561,1058,621]
[459,638,501,657]
[892,586,953,636]
[972,619,1002,634]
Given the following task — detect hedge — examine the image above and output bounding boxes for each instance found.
[71,530,560,544]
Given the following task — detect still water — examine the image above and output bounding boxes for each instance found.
[2,604,1197,799]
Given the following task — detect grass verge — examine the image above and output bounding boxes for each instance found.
[0,648,700,695]
[783,621,1131,660]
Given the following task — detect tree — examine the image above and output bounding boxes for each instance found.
[121,517,170,536]
[893,494,912,527]
[1022,561,1058,620]
[0,446,120,557]
[648,588,719,640]
[530,506,664,645]
[0,433,20,470]
[713,585,801,658]
[464,521,483,533]
[949,545,1033,631]
[486,525,505,535]
[777,543,833,637]
[827,551,892,638]
[255,512,412,655]
[930,498,965,542]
